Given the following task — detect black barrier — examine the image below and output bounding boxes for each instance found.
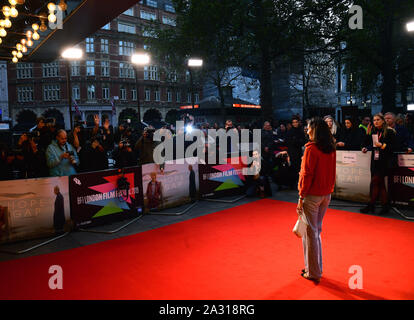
[199,152,249,199]
[69,167,144,228]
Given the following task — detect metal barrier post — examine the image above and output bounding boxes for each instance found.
[0,232,69,255]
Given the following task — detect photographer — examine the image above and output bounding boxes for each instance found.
[134,127,156,165]
[13,133,45,179]
[80,134,109,172]
[46,129,79,177]
[113,137,136,169]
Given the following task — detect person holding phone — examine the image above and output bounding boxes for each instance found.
[46,129,79,177]
[360,113,396,215]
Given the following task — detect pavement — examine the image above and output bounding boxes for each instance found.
[1,184,413,263]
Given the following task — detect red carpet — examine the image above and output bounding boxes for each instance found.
[1,199,414,300]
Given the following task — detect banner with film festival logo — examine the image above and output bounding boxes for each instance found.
[199,153,248,199]
[390,154,414,206]
[0,176,70,244]
[333,151,371,203]
[69,167,144,226]
[142,157,199,213]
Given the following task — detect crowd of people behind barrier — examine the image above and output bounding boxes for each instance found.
[1,111,414,212]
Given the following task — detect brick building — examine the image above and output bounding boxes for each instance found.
[7,0,201,130]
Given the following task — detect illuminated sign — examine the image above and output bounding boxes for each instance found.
[233,104,261,109]
[180,105,199,109]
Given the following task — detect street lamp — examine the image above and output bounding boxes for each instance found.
[187,58,203,114]
[61,47,83,130]
[131,52,150,123]
[407,21,414,32]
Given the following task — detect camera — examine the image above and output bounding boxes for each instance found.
[67,151,75,156]
[120,139,131,148]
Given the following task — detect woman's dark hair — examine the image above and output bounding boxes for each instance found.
[307,117,336,154]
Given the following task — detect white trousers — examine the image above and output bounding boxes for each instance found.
[302,194,331,279]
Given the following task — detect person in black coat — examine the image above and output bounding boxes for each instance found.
[53,186,65,233]
[188,165,197,201]
[360,113,396,215]
[286,116,306,185]
[336,117,363,151]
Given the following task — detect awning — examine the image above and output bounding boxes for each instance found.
[0,0,139,63]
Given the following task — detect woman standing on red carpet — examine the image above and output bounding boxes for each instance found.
[297,118,336,282]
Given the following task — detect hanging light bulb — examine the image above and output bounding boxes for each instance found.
[9,0,17,6]
[21,45,27,53]
[2,6,11,17]
[12,50,17,56]
[10,5,18,18]
[26,30,32,38]
[16,51,23,58]
[32,31,39,40]
[0,20,4,28]
[26,39,33,47]
[39,19,47,32]
[16,43,23,50]
[47,2,56,11]
[58,0,67,11]
[20,38,26,45]
[48,13,56,23]
[12,57,18,63]
[3,18,11,28]
[0,28,7,37]
[32,23,39,31]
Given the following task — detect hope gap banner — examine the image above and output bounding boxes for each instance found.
[333,151,371,203]
[199,153,248,199]
[389,154,414,207]
[0,176,70,244]
[142,157,199,212]
[69,167,144,226]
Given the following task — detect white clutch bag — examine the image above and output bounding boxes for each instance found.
[292,215,308,238]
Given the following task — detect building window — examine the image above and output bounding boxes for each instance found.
[118,22,136,34]
[167,90,172,102]
[162,16,176,26]
[42,62,59,78]
[101,23,110,30]
[187,92,192,103]
[144,65,159,81]
[119,41,134,56]
[140,10,157,21]
[120,87,127,100]
[72,85,80,100]
[16,63,33,79]
[87,85,96,100]
[168,70,177,82]
[145,88,151,101]
[101,60,110,77]
[195,93,199,103]
[17,86,33,102]
[155,88,160,101]
[142,29,157,38]
[71,61,80,76]
[86,38,94,53]
[101,39,109,54]
[123,8,134,16]
[86,61,95,76]
[165,4,175,12]
[119,62,135,78]
[102,86,110,100]
[147,0,157,8]
[132,88,137,101]
[43,84,60,101]
[176,91,181,102]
